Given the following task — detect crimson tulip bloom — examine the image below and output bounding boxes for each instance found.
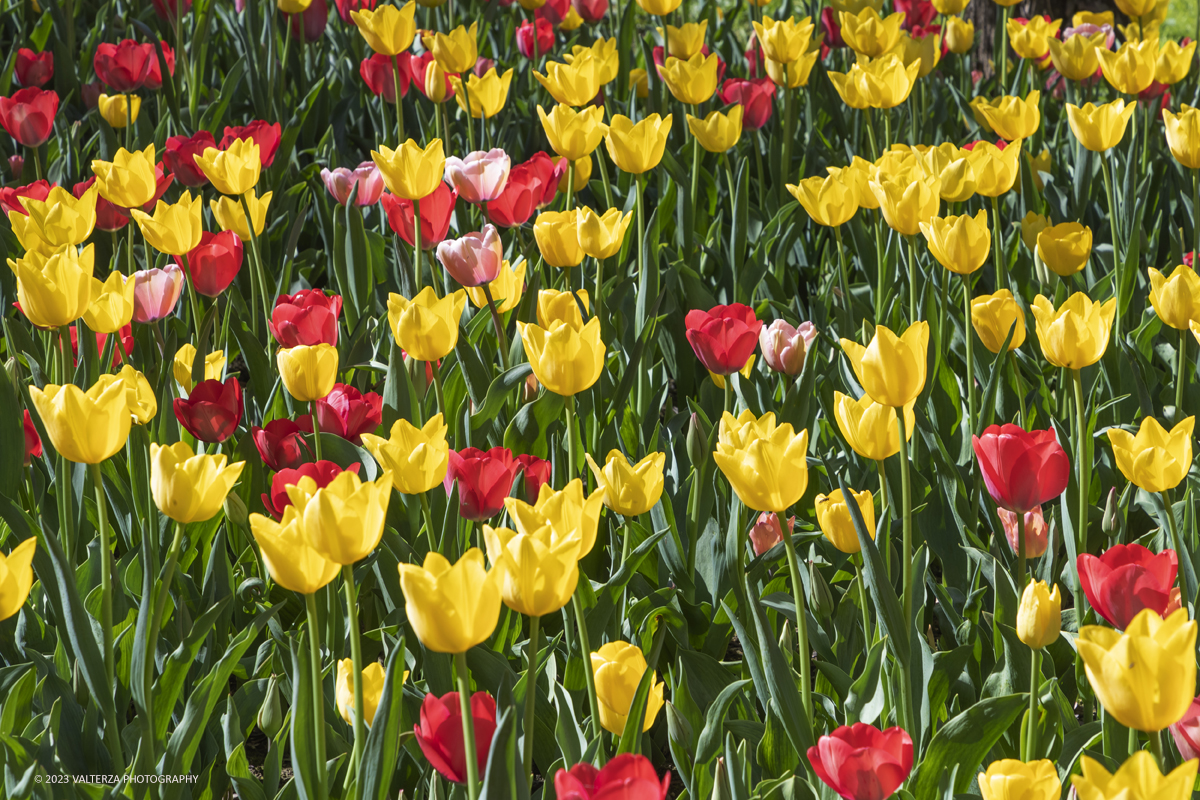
[555,754,671,800]
[334,0,376,23]
[163,130,218,187]
[414,692,498,785]
[23,409,43,466]
[360,53,412,103]
[745,34,765,79]
[382,183,458,250]
[486,153,562,228]
[252,418,312,472]
[221,120,282,167]
[174,378,243,443]
[15,49,53,88]
[142,43,176,91]
[517,19,556,59]
[684,304,762,376]
[1078,543,1179,630]
[719,78,775,130]
[93,40,151,92]
[0,179,53,216]
[972,424,1070,513]
[270,289,342,348]
[808,724,914,800]
[73,177,129,232]
[445,446,522,521]
[178,230,243,297]
[517,453,552,499]
[894,0,937,30]
[571,0,608,23]
[288,0,329,42]
[821,9,845,49]
[151,0,193,22]
[314,384,383,444]
[534,0,569,25]
[262,460,358,519]
[0,88,58,148]
[409,53,457,103]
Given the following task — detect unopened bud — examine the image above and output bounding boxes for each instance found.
[686,412,708,467]
[711,757,731,800]
[1101,487,1121,539]
[223,492,249,531]
[778,620,793,666]
[257,674,284,738]
[809,561,836,619]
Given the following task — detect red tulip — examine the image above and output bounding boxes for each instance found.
[142,43,176,91]
[221,120,283,167]
[684,303,762,376]
[409,53,457,102]
[0,88,59,148]
[178,230,243,297]
[288,0,329,42]
[745,34,765,79]
[821,8,845,49]
[414,692,498,785]
[555,754,671,800]
[1078,543,1178,630]
[73,177,129,232]
[360,53,412,103]
[142,163,176,211]
[252,418,312,472]
[151,0,193,22]
[314,384,383,444]
[808,724,914,800]
[894,0,936,30]
[486,152,562,228]
[174,378,243,443]
[517,453,552,499]
[571,0,608,23]
[473,58,494,78]
[334,0,376,23]
[15,49,53,88]
[93,40,152,93]
[719,77,775,130]
[163,130,218,188]
[65,321,134,367]
[8,155,24,179]
[972,424,1070,514]
[517,19,556,59]
[270,289,343,348]
[381,183,457,249]
[445,446,522,521]
[0,179,54,216]
[23,409,43,466]
[262,460,358,519]
[534,0,570,25]
[1170,696,1200,761]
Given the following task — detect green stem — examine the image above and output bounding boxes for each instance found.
[1148,727,1164,766]
[1072,368,1089,618]
[895,407,915,733]
[857,560,872,645]
[572,588,605,764]
[1099,155,1122,341]
[522,615,541,784]
[480,283,510,372]
[907,235,919,323]
[991,195,1006,291]
[723,379,733,415]
[835,226,851,312]
[430,357,447,418]
[1017,505,1027,591]
[875,215,886,323]
[148,522,185,668]
[1000,6,1010,90]
[391,59,406,144]
[565,393,578,480]
[311,401,324,462]
[566,160,575,211]
[1193,169,1199,260]
[90,462,126,773]
[305,593,329,800]
[1178,327,1187,416]
[780,524,813,733]
[239,191,271,332]
[1025,647,1041,760]
[413,194,423,292]
[343,565,367,788]
[419,492,437,553]
[781,79,795,208]
[864,108,879,161]
[1010,350,1027,428]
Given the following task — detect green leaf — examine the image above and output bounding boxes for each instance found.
[288,633,323,800]
[616,617,668,755]
[911,694,1028,797]
[696,679,751,765]
[840,474,909,665]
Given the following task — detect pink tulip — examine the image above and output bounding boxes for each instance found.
[1171,697,1200,760]
[436,224,504,288]
[321,162,385,207]
[131,264,185,323]
[998,506,1049,558]
[750,512,795,556]
[759,319,817,376]
[444,149,510,204]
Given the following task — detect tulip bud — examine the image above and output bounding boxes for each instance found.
[224,492,249,531]
[809,561,836,619]
[258,675,284,738]
[5,358,19,393]
[1102,486,1122,539]
[1017,580,1061,650]
[711,757,731,800]
[777,620,793,666]
[686,412,708,467]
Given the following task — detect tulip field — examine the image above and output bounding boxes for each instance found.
[11,0,1200,798]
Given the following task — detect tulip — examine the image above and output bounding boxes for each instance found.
[1006,16,1060,60]
[975,92,1041,141]
[516,454,552,499]
[1079,543,1179,630]
[685,106,743,153]
[517,18,555,59]
[788,173,858,227]
[485,152,562,227]
[1170,697,1200,761]
[262,461,356,520]
[0,88,58,148]
[574,206,631,260]
[443,150,509,204]
[1047,32,1106,82]
[1158,41,1197,85]
[129,264,185,323]
[591,641,665,734]
[382,183,457,248]
[1036,222,1092,277]
[518,315,605,396]
[0,179,53,216]
[999,506,1048,558]
[657,21,707,59]
[839,8,904,57]
[720,78,775,129]
[8,184,98,253]
[944,16,974,53]
[1150,265,1200,330]
[1072,752,1197,800]
[1029,294,1116,369]
[207,189,269,240]
[808,724,914,800]
[920,210,991,274]
[285,469,392,565]
[972,425,1070,513]
[178,230,243,297]
[555,755,671,800]
[361,414,449,494]
[749,512,795,555]
[336,660,387,727]
[219,121,282,167]
[869,173,939,235]
[81,271,135,335]
[1017,580,1061,649]
[684,304,763,376]
[1079,608,1196,731]
[174,378,242,443]
[350,2,417,55]
[444,447,523,521]
[833,392,915,461]
[398,549,502,652]
[191,140,260,198]
[96,93,139,129]
[173,345,226,394]
[163,131,216,188]
[277,344,339,403]
[585,451,665,516]
[1164,106,1200,169]
[15,49,53,89]
[538,105,608,163]
[1020,211,1050,251]
[269,289,342,348]
[534,209,585,268]
[360,53,411,102]
[250,505,341,593]
[535,56,602,107]
[814,488,875,553]
[1068,100,1137,152]
[759,319,817,376]
[464,259,526,314]
[1097,39,1157,95]
[387,287,467,361]
[448,68,514,119]
[373,138,445,200]
[314,384,382,444]
[321,162,385,207]
[636,0,681,13]
[7,245,94,329]
[1108,415,1194,494]
[151,441,246,524]
[29,377,131,464]
[554,156,591,193]
[537,289,589,331]
[428,22,479,74]
[436,225,503,287]
[971,290,1026,353]
[659,53,720,105]
[23,410,43,466]
[505,479,606,556]
[564,38,619,85]
[252,418,311,472]
[978,759,1061,800]
[131,191,203,256]
[605,114,672,174]
[713,410,809,513]
[414,692,498,783]
[483,522,582,617]
[412,54,455,102]
[0,538,36,622]
[752,15,813,62]
[969,141,1022,197]
[840,322,929,408]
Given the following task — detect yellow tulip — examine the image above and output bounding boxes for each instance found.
[336,659,388,726]
[1114,0,1157,17]
[116,364,157,424]
[1149,265,1200,329]
[350,2,417,56]
[1096,39,1157,95]
[885,30,940,78]
[915,145,977,202]
[1017,580,1061,649]
[869,173,940,236]
[361,414,449,494]
[96,93,140,128]
[29,376,131,464]
[969,140,1022,197]
[82,271,135,334]
[1067,100,1137,152]
[1047,33,1107,82]
[517,316,605,396]
[535,55,602,107]
[1079,608,1197,731]
[1157,40,1198,85]
[978,759,1061,800]
[1073,10,1114,25]
[932,0,968,12]
[538,104,608,161]
[250,506,340,594]
[833,391,915,461]
[605,114,672,174]
[173,344,226,394]
[830,55,921,109]
[483,523,582,617]
[591,641,665,734]
[91,144,158,208]
[397,549,502,653]
[840,8,905,57]
[131,191,203,256]
[504,479,606,556]
[763,50,820,88]
[210,190,272,239]
[387,287,467,361]
[836,157,881,209]
[840,321,930,407]
[814,487,875,553]
[1072,752,1197,800]
[585,450,666,516]
[1163,105,1200,169]
[537,289,588,331]
[0,539,36,622]
[564,39,619,85]
[1029,293,1116,369]
[788,174,858,227]
[659,21,708,59]
[1021,211,1051,250]
[428,22,478,73]
[287,469,393,565]
[11,184,98,252]
[975,92,1041,140]
[753,15,814,62]
[534,209,585,268]
[944,16,975,54]
[7,245,94,329]
[465,259,526,314]
[448,68,514,119]
[151,441,246,524]
[659,53,719,105]
[635,0,681,15]
[920,210,990,274]
[971,290,1027,353]
[628,68,649,98]
[1107,416,1194,493]
[713,410,810,513]
[557,156,591,193]
[194,139,261,197]
[372,139,445,200]
[423,61,451,103]
[687,106,743,153]
[1036,222,1093,277]
[278,0,312,12]
[576,206,632,259]
[277,344,339,402]
[1006,16,1060,60]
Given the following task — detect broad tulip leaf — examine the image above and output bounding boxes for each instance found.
[841,474,909,664]
[696,678,751,765]
[359,640,408,800]
[911,693,1028,797]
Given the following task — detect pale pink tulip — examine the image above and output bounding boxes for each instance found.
[131,264,185,323]
[997,505,1049,558]
[444,149,510,204]
[1171,696,1200,760]
[749,512,796,556]
[436,224,504,287]
[759,319,817,376]
[321,162,385,207]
